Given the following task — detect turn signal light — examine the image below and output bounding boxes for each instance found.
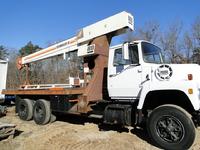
[188,88,193,94]
[188,74,193,80]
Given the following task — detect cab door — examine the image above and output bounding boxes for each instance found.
[108,44,142,99]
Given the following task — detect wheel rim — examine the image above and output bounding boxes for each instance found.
[156,115,185,143]
[35,105,44,120]
[19,104,26,117]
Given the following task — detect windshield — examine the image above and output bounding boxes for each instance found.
[142,42,163,64]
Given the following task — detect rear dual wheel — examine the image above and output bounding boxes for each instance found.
[33,99,51,125]
[17,99,54,125]
[18,99,33,121]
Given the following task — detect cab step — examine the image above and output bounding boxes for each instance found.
[88,114,103,119]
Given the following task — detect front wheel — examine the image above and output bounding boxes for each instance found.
[147,104,196,150]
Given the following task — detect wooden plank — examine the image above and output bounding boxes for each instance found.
[2,88,85,95]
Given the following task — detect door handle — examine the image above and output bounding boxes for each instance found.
[109,74,117,77]
[138,68,142,73]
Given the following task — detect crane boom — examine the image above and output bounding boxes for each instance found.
[17,11,134,69]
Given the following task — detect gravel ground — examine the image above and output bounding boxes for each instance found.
[0,106,199,150]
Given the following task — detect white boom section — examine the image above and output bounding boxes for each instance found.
[21,11,134,65]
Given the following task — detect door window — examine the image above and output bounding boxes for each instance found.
[113,48,123,65]
[113,45,139,66]
[113,48,124,73]
[129,45,139,64]
[113,45,139,73]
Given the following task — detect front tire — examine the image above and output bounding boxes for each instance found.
[147,104,196,150]
[33,99,51,125]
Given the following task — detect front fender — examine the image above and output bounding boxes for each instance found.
[137,80,200,111]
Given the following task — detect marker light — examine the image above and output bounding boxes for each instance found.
[188,74,193,80]
[188,88,193,94]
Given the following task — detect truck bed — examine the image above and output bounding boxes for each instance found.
[2,84,84,95]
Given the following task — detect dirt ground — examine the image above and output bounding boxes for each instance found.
[0,106,199,150]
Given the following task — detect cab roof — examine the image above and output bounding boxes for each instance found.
[110,40,151,49]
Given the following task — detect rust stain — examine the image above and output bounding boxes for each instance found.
[77,35,111,113]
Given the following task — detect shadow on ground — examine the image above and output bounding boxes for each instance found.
[55,113,158,148]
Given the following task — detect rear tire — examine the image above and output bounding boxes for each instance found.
[18,99,33,121]
[33,99,51,125]
[147,104,196,150]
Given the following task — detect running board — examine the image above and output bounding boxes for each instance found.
[88,114,103,119]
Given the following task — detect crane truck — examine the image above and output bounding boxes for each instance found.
[2,11,200,149]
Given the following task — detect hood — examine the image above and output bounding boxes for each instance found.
[151,64,200,83]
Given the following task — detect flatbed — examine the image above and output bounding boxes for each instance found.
[2,87,84,96]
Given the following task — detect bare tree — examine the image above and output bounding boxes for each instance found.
[138,21,160,44]
[0,45,9,60]
[183,32,193,63]
[192,16,200,45]
[123,20,160,44]
[160,21,183,63]
[123,31,139,42]
[6,51,21,88]
[190,16,200,64]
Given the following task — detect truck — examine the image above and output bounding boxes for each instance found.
[0,59,8,104]
[2,11,200,149]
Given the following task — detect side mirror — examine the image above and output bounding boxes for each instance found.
[123,43,129,60]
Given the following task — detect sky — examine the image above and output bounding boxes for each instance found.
[0,0,199,50]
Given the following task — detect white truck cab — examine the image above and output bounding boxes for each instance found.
[108,40,200,111]
[107,41,200,149]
